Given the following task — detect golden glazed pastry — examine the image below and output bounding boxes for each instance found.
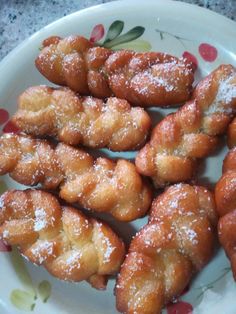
[35,35,195,107]
[228,117,236,148]
[215,147,236,279]
[116,184,217,314]
[0,134,152,221]
[135,65,236,187]
[0,189,125,289]
[12,85,151,151]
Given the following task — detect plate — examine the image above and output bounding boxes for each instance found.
[0,0,236,313]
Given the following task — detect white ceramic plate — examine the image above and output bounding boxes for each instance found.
[0,1,236,313]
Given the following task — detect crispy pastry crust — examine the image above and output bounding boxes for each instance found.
[12,85,151,151]
[0,134,152,221]
[215,147,236,279]
[35,35,195,107]
[116,184,217,314]
[0,189,125,289]
[135,65,236,187]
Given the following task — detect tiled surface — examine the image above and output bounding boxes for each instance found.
[0,0,235,60]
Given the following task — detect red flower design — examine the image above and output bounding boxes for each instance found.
[0,239,12,252]
[0,109,9,125]
[2,120,20,134]
[199,43,217,62]
[167,301,193,314]
[90,24,105,43]
[182,51,198,71]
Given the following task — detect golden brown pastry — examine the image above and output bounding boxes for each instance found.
[35,35,195,107]
[116,183,217,314]
[0,189,125,289]
[0,134,152,221]
[136,65,236,187]
[228,117,236,148]
[12,85,151,151]
[215,147,236,279]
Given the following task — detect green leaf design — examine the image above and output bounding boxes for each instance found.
[0,180,8,194]
[10,289,36,311]
[103,20,124,44]
[103,26,145,48]
[10,247,36,296]
[38,280,52,303]
[111,39,152,52]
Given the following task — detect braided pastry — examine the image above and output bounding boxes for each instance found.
[215,147,236,279]
[11,85,151,151]
[136,64,236,187]
[0,189,125,289]
[228,117,236,148]
[116,183,217,314]
[0,134,152,221]
[35,35,195,107]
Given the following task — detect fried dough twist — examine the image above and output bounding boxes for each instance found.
[35,35,195,107]
[116,184,217,314]
[12,86,151,151]
[228,117,236,148]
[215,147,236,279]
[136,65,236,187]
[0,189,125,289]
[0,134,152,221]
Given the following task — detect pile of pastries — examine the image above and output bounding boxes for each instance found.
[0,34,236,314]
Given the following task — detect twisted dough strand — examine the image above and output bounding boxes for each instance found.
[215,146,236,279]
[136,65,236,187]
[116,184,217,314]
[0,134,152,221]
[0,189,125,289]
[12,85,151,151]
[35,35,195,107]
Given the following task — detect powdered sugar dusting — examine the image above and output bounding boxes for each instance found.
[102,236,115,263]
[31,241,55,264]
[2,229,9,239]
[66,250,81,265]
[0,196,4,209]
[64,250,82,276]
[34,207,47,231]
[180,225,198,245]
[133,70,176,97]
[205,75,236,115]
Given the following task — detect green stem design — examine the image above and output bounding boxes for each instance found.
[156,28,195,49]
[196,267,231,300]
